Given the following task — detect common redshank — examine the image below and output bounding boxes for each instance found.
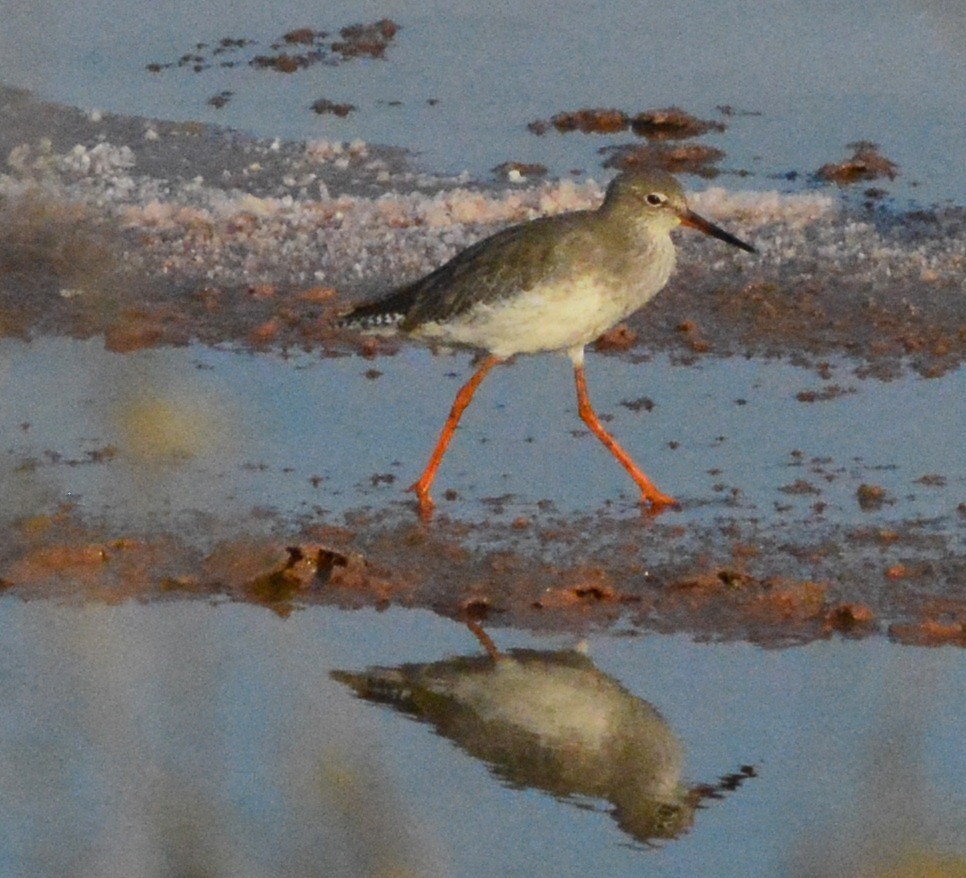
[339,168,756,513]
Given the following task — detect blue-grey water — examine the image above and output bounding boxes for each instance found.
[0,0,963,204]
[0,4,963,876]
[1,600,963,878]
[2,337,963,528]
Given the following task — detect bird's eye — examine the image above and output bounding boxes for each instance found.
[645,192,667,206]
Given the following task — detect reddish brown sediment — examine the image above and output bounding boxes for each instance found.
[2,504,962,645]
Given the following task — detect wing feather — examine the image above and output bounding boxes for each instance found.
[401,212,598,329]
[339,209,601,331]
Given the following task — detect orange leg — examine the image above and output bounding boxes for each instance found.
[409,355,501,512]
[574,363,678,510]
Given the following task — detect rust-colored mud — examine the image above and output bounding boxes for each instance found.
[816,141,899,185]
[146,18,400,75]
[600,142,727,177]
[0,194,960,380]
[2,504,962,646]
[528,106,725,140]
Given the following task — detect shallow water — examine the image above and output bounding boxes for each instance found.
[1,600,962,878]
[0,0,963,204]
[3,336,962,529]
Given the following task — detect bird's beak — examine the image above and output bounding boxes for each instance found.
[679,209,756,254]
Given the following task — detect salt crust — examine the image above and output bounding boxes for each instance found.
[2,138,962,290]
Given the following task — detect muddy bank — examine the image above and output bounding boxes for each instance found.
[2,499,962,647]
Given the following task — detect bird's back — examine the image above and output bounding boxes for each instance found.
[339,209,598,332]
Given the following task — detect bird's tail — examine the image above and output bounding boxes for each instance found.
[336,283,418,331]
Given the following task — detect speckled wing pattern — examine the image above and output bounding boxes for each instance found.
[340,211,595,331]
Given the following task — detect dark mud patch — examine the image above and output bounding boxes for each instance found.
[600,142,727,177]
[529,106,726,140]
[146,18,400,75]
[2,503,962,646]
[816,141,899,186]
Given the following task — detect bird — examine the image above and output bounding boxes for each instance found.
[338,168,756,514]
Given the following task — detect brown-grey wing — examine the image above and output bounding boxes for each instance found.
[400,214,585,330]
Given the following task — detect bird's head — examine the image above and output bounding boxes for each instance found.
[602,168,757,253]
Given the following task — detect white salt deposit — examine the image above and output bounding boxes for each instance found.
[2,132,963,296]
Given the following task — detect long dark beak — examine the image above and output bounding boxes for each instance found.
[679,209,756,254]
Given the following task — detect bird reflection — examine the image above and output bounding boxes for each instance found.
[332,626,751,845]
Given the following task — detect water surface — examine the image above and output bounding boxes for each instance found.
[2,600,962,877]
[1,0,963,204]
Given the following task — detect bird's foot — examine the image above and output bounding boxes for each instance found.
[407,480,436,520]
[640,488,679,514]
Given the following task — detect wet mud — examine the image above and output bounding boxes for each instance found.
[1,86,961,378]
[2,496,962,647]
[1,87,963,645]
